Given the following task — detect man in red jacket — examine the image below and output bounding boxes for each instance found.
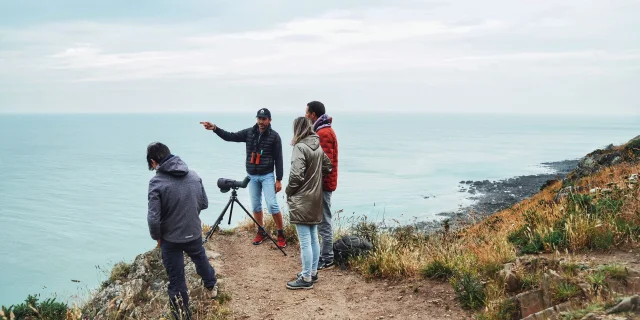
[305,101,338,270]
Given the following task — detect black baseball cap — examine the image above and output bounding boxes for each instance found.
[256,108,271,119]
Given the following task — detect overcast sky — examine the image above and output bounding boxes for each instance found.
[1,0,638,114]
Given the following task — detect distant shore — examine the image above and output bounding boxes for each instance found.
[414,159,580,232]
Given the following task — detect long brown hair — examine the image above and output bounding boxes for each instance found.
[292,117,315,145]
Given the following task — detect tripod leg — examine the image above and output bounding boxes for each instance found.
[228,199,235,225]
[234,198,288,256]
[203,197,233,244]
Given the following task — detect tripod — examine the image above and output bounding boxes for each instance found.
[203,187,287,256]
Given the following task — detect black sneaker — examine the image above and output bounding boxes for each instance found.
[317,259,335,270]
[296,272,319,283]
[286,276,313,290]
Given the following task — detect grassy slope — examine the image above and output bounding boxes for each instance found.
[350,139,640,318]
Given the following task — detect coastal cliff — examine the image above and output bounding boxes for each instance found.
[3,135,640,320]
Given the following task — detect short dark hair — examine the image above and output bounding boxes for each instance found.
[307,101,325,117]
[147,142,171,170]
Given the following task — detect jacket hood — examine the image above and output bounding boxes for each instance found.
[299,134,320,151]
[157,155,189,176]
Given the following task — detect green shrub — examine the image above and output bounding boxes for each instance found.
[507,226,529,247]
[553,282,581,303]
[521,233,544,254]
[625,138,640,155]
[568,194,594,214]
[520,272,540,290]
[421,260,454,281]
[352,217,380,248]
[586,271,607,293]
[450,271,486,310]
[508,226,544,254]
[1,294,68,320]
[109,261,132,283]
[561,263,582,277]
[616,219,640,239]
[494,298,519,320]
[390,225,428,248]
[600,264,628,283]
[588,229,614,250]
[544,230,567,249]
[480,262,504,278]
[594,197,624,217]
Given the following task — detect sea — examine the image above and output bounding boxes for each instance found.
[0,112,638,306]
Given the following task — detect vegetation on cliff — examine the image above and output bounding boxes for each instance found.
[347,136,640,319]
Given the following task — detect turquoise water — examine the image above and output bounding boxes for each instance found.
[0,113,638,306]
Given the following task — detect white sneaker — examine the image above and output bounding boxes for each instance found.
[204,285,218,299]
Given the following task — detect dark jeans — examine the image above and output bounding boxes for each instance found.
[319,191,333,261]
[161,237,217,320]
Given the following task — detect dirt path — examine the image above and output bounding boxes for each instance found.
[204,231,472,320]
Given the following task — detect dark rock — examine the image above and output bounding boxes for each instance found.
[515,289,546,318]
[446,160,579,224]
[501,270,520,293]
[556,185,577,203]
[606,294,640,314]
[540,179,558,191]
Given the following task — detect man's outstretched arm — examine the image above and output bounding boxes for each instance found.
[200,121,249,142]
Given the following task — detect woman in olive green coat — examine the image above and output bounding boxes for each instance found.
[285,117,332,290]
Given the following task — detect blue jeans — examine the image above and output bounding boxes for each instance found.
[161,237,217,320]
[248,172,281,214]
[295,224,320,279]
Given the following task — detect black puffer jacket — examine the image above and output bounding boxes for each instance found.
[213,124,284,180]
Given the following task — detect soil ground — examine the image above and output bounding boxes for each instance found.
[204,231,474,320]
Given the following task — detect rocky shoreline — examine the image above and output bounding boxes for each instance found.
[413,135,639,233]
[443,159,579,219]
[412,159,580,233]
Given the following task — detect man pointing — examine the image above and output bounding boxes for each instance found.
[200,108,287,248]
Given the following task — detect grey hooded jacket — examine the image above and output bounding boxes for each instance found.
[286,134,332,225]
[147,155,209,243]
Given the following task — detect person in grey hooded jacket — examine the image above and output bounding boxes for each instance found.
[285,118,332,290]
[146,142,217,319]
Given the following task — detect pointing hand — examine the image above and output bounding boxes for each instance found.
[200,121,216,131]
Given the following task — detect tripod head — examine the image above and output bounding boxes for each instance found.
[217,176,250,193]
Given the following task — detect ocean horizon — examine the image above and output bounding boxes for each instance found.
[1,112,638,306]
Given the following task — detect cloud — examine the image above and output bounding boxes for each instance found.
[3,10,509,83]
[0,1,639,113]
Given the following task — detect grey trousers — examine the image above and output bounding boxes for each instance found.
[319,191,333,261]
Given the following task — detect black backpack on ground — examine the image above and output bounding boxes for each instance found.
[332,235,373,270]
